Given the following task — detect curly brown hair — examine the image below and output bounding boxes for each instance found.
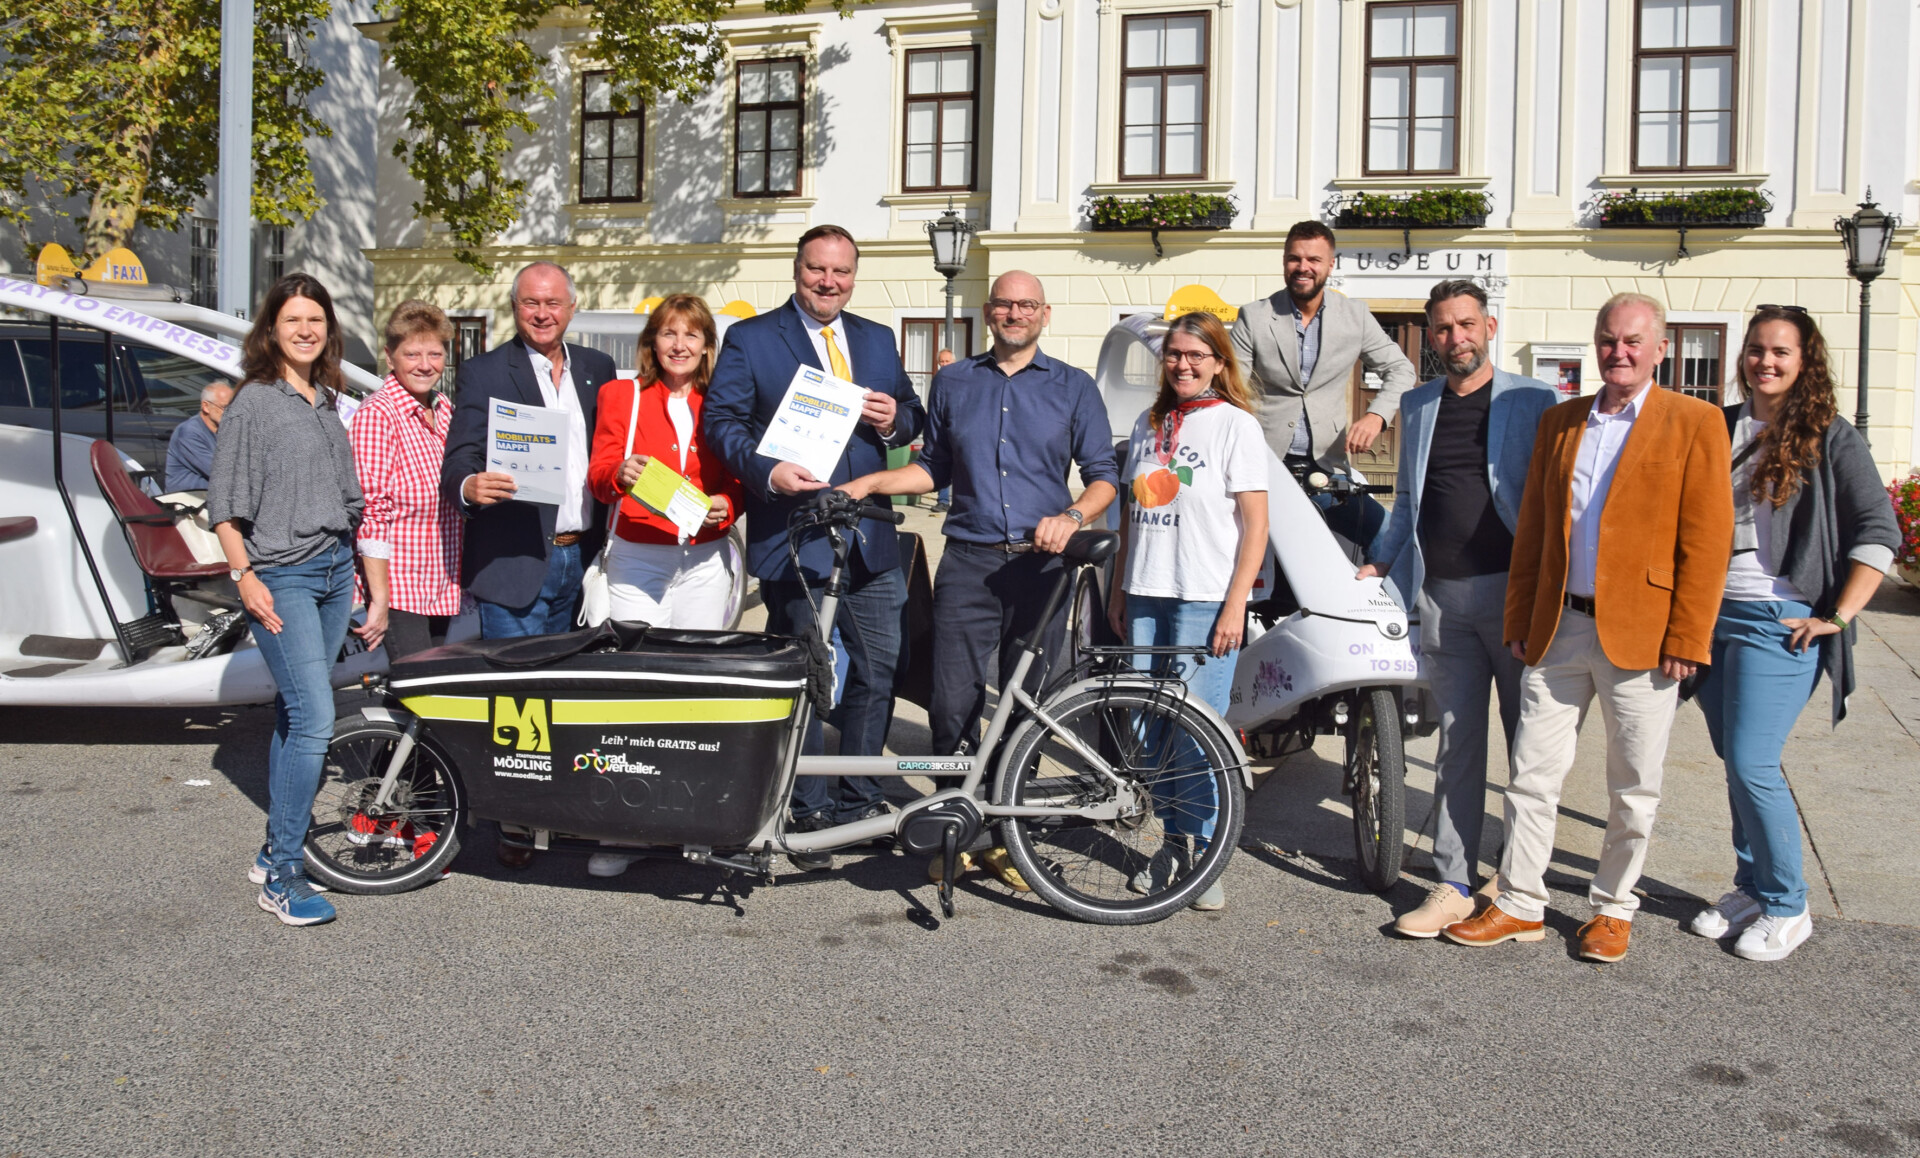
[1149,312,1256,433]
[637,295,718,392]
[240,273,346,398]
[1736,306,1837,507]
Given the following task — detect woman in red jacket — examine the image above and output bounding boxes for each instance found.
[588,294,745,630]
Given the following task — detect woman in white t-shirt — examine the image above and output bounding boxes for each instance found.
[1105,311,1270,912]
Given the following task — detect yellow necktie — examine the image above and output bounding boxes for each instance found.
[821,325,851,381]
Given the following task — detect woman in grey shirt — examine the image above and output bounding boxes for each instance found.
[207,273,366,928]
[1689,306,1899,963]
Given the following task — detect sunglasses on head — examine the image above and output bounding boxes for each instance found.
[1755,304,1809,315]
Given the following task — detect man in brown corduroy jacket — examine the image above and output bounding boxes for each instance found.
[1443,292,1733,964]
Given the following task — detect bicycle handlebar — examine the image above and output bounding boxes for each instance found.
[795,489,906,529]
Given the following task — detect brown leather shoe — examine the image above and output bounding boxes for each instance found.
[1576,915,1632,962]
[1442,904,1545,946]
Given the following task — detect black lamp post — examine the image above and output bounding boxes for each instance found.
[1834,191,1899,446]
[924,199,976,361]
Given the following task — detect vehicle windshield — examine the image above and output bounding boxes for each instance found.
[0,331,224,417]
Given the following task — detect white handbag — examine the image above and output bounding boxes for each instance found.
[576,381,640,628]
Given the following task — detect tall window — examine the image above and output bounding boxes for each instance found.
[256,225,287,286]
[447,316,489,377]
[735,58,804,197]
[901,318,974,403]
[189,218,217,309]
[903,48,980,192]
[1633,0,1736,171]
[1655,323,1726,403]
[580,72,644,202]
[1120,13,1209,180]
[1364,2,1460,175]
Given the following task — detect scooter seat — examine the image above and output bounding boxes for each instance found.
[1060,530,1119,566]
[88,440,228,581]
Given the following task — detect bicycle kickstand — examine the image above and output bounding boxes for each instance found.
[938,827,959,919]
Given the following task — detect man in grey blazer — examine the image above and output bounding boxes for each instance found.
[1229,221,1417,476]
[1357,279,1560,938]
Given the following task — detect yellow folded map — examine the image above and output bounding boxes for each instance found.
[628,457,711,538]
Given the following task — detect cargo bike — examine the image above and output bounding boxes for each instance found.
[304,491,1251,925]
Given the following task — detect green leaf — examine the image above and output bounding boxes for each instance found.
[1175,465,1193,485]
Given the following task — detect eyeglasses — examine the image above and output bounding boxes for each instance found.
[985,298,1044,316]
[1162,349,1218,366]
[1755,304,1809,314]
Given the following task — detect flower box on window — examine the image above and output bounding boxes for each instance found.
[1594,187,1771,229]
[1330,189,1491,230]
[1086,193,1237,257]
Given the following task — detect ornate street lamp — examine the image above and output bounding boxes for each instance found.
[1835,191,1900,445]
[925,199,976,362]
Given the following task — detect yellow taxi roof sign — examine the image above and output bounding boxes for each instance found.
[717,300,757,319]
[634,296,665,315]
[1165,284,1237,324]
[79,246,149,286]
[35,243,78,287]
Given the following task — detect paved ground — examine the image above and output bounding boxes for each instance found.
[4,502,1919,1156]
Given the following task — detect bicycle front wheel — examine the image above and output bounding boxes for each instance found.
[995,686,1245,925]
[304,715,465,895]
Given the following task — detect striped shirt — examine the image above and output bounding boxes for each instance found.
[350,375,466,615]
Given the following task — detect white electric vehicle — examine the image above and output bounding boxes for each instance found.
[1093,314,1434,890]
[0,277,746,709]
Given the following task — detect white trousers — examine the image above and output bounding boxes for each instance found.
[606,536,733,629]
[1495,609,1678,923]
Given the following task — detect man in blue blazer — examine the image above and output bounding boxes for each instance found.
[703,225,926,855]
[1359,279,1560,938]
[442,261,617,640]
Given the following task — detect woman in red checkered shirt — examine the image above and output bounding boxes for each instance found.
[352,301,467,660]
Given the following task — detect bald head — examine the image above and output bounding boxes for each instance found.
[983,270,1050,358]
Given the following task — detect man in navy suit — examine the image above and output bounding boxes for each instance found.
[703,225,926,861]
[442,260,617,640]
[1357,279,1559,938]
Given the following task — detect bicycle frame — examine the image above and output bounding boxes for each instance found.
[759,512,1249,856]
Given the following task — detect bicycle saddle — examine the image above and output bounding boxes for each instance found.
[1060,530,1119,565]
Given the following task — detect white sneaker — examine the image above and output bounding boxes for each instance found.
[1689,891,1764,939]
[1189,879,1225,912]
[587,852,635,878]
[1734,909,1812,962]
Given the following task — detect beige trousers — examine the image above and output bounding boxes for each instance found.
[1494,610,1679,923]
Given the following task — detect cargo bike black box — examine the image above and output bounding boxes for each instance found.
[387,622,815,847]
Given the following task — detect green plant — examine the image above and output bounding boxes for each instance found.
[1595,187,1772,224]
[1342,188,1490,224]
[1086,192,1237,228]
[1890,471,1920,568]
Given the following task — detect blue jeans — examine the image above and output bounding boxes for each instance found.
[763,564,907,822]
[1696,597,1822,916]
[248,536,356,878]
[477,542,584,638]
[1126,594,1229,844]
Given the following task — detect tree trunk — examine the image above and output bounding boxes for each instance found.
[79,19,181,266]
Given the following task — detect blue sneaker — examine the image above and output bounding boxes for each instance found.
[248,846,326,891]
[258,869,337,926]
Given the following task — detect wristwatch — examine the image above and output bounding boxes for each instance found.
[1063,509,1085,525]
[230,566,254,583]
[1829,612,1850,630]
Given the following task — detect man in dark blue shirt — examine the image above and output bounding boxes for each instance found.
[843,270,1118,864]
[163,382,233,492]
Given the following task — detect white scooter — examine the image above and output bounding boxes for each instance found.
[1223,454,1433,891]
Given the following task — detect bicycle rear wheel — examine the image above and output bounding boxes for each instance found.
[995,685,1245,924]
[304,715,465,895]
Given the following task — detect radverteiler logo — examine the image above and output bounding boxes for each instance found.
[493,697,551,753]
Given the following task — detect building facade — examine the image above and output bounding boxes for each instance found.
[360,0,1920,475]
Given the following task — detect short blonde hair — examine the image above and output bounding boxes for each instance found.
[383,299,453,352]
[1596,292,1667,341]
